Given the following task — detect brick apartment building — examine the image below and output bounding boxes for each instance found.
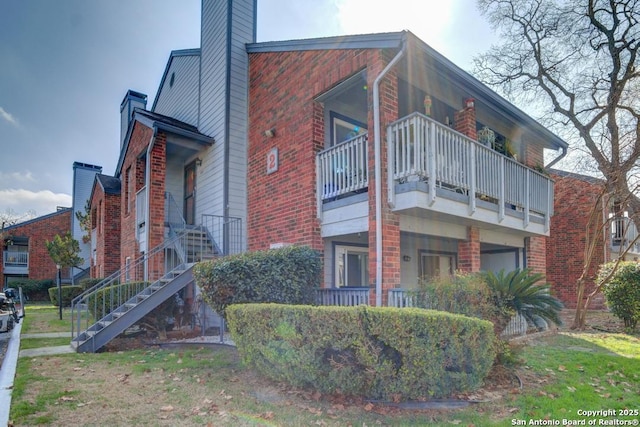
[547,169,639,309]
[74,0,572,351]
[92,0,570,303]
[1,208,72,288]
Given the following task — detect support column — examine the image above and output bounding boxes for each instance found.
[525,236,547,275]
[458,226,481,273]
[454,98,477,140]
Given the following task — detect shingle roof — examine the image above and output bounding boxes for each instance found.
[95,174,121,195]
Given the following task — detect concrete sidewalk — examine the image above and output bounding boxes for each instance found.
[19,332,74,358]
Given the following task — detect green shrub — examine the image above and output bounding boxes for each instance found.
[599,261,640,330]
[411,273,498,318]
[226,303,496,401]
[483,268,563,332]
[87,281,147,320]
[78,277,105,291]
[412,270,563,336]
[9,279,54,301]
[194,245,321,316]
[48,285,83,307]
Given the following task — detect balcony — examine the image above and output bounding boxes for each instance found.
[611,216,640,256]
[3,250,29,274]
[316,133,370,237]
[388,113,554,235]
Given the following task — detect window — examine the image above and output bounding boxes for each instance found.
[335,245,369,287]
[125,166,133,215]
[330,112,366,147]
[419,250,456,279]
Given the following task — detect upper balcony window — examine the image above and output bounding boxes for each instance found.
[330,112,367,147]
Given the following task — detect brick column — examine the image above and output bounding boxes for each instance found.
[368,51,401,306]
[454,98,477,140]
[525,236,547,275]
[458,226,481,272]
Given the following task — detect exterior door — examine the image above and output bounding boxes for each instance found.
[184,162,196,225]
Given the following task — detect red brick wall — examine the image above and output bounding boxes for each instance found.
[119,122,166,271]
[526,236,547,275]
[248,47,403,303]
[247,48,375,253]
[458,227,481,272]
[547,173,606,309]
[0,209,72,285]
[524,143,544,168]
[454,101,477,141]
[90,184,121,279]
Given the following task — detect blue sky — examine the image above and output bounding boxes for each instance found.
[0,0,497,219]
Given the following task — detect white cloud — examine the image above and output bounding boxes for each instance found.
[0,106,19,126]
[0,188,72,217]
[0,170,36,185]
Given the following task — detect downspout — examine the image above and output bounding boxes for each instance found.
[145,128,158,259]
[373,37,407,307]
[545,146,567,169]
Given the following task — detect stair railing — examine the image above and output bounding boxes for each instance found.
[71,230,195,341]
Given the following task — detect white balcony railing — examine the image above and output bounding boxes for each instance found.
[388,288,531,338]
[316,133,369,202]
[3,250,28,268]
[388,113,554,226]
[316,287,370,306]
[611,216,640,254]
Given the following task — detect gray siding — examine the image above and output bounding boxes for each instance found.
[153,54,201,127]
[197,0,254,251]
[165,157,184,214]
[72,163,102,272]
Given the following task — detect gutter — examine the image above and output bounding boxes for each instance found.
[372,37,407,307]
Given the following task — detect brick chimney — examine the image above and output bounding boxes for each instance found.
[454,97,477,140]
[120,90,147,149]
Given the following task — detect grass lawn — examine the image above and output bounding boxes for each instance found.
[20,303,72,334]
[9,307,640,426]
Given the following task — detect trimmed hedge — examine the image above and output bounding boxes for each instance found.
[78,277,105,291]
[226,303,496,401]
[48,285,83,307]
[194,245,321,316]
[8,279,54,301]
[599,261,640,330]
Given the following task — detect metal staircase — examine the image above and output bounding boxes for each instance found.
[70,228,211,353]
[71,191,243,353]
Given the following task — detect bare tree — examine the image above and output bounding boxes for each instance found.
[0,208,36,241]
[474,0,640,328]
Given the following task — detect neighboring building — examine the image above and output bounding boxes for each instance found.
[75,0,569,351]
[71,162,102,280]
[547,169,638,310]
[88,174,121,279]
[1,208,72,288]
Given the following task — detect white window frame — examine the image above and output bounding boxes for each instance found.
[334,244,369,288]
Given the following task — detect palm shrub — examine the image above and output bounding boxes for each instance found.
[483,268,563,332]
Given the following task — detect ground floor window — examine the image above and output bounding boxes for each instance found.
[335,244,369,287]
[419,250,456,280]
